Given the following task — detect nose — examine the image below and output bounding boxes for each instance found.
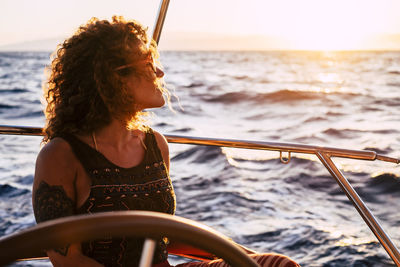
[156,66,164,78]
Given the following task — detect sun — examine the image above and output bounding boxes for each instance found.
[287,27,367,51]
[266,0,380,51]
[284,16,368,51]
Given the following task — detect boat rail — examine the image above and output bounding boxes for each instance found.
[1,0,399,265]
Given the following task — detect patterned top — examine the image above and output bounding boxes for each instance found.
[61,128,176,267]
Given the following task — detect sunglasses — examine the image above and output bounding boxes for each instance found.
[115,58,157,76]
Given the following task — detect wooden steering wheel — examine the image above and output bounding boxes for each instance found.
[0,211,259,267]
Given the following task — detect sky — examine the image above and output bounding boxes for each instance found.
[1,0,400,51]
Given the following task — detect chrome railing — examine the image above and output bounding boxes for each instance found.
[152,0,170,44]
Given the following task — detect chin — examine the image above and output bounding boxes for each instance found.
[147,99,166,109]
[155,100,166,108]
[155,94,166,107]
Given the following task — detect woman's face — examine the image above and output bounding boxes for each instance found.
[122,54,165,111]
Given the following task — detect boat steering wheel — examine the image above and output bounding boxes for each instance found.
[0,211,259,267]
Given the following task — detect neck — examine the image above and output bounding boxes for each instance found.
[93,119,142,152]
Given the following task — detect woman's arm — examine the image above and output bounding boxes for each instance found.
[167,240,217,261]
[235,243,257,254]
[167,238,257,261]
[32,138,104,267]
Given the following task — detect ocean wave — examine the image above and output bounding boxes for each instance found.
[201,90,320,104]
[201,89,360,105]
[0,74,12,79]
[373,98,400,107]
[177,190,267,220]
[14,175,34,186]
[179,176,217,192]
[282,226,331,251]
[171,145,224,163]
[242,229,282,243]
[0,51,49,60]
[0,103,17,109]
[326,111,345,116]
[203,191,264,207]
[345,173,400,204]
[244,113,269,120]
[171,127,193,133]
[0,88,28,94]
[371,129,399,134]
[242,225,332,256]
[302,116,327,123]
[201,91,249,103]
[0,184,29,198]
[361,105,382,112]
[320,243,390,267]
[323,128,363,138]
[233,75,248,80]
[256,89,322,102]
[285,173,338,193]
[387,70,400,75]
[6,110,43,119]
[366,173,400,194]
[386,82,400,87]
[184,82,205,88]
[154,122,171,128]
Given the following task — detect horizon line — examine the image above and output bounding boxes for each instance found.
[1,49,400,53]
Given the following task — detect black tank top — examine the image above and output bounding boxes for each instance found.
[61,128,176,267]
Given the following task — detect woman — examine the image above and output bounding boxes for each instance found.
[32,16,300,267]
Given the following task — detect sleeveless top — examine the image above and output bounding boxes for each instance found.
[60,128,176,267]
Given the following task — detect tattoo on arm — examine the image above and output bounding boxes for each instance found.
[53,245,71,256]
[33,181,75,256]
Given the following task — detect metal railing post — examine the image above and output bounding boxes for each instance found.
[316,151,400,266]
[138,239,157,267]
[152,0,170,45]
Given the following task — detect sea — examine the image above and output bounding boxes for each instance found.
[0,50,399,266]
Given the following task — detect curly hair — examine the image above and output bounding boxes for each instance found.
[42,16,167,143]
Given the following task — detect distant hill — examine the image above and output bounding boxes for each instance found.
[365,34,400,51]
[0,37,65,52]
[159,32,400,51]
[1,33,400,51]
[158,32,290,51]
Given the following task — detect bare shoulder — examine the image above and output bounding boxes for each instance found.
[33,137,78,190]
[36,137,77,173]
[152,130,170,170]
[152,130,169,150]
[37,137,74,160]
